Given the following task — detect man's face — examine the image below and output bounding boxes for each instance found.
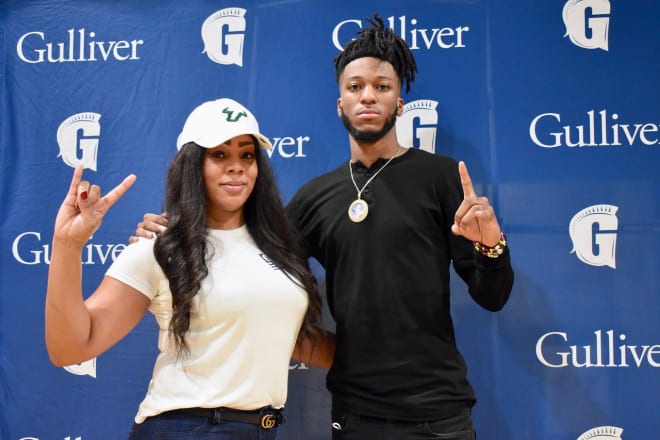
[337,57,404,142]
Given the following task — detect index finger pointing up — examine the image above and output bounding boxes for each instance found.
[68,164,85,198]
[458,161,476,198]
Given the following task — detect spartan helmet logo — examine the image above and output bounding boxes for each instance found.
[569,204,618,268]
[56,112,101,171]
[395,99,439,154]
[562,0,611,51]
[201,8,247,66]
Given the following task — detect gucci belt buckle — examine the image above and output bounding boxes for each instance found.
[260,413,277,429]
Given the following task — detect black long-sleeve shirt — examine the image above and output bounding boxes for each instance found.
[286,148,514,421]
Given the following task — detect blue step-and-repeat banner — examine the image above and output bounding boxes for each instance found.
[1,1,658,439]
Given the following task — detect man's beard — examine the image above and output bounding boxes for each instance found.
[340,106,398,143]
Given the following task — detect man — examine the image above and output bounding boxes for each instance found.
[134,14,513,439]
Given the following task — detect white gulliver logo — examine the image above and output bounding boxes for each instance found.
[396,99,438,153]
[535,329,659,368]
[57,112,101,171]
[562,0,611,51]
[201,7,246,66]
[577,426,623,439]
[16,28,143,64]
[332,15,470,51]
[569,204,618,268]
[529,110,660,148]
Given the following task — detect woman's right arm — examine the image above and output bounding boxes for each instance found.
[45,165,147,366]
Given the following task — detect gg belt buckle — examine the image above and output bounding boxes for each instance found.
[260,413,277,429]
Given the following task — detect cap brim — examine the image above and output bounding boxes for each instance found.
[254,133,273,150]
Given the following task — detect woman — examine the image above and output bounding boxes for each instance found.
[45,98,333,439]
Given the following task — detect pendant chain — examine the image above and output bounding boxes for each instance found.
[349,145,402,200]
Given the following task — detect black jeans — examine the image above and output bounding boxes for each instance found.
[331,407,476,440]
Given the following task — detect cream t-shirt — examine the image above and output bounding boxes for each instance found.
[105,226,308,423]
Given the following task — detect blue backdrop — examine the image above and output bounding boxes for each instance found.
[1,1,658,439]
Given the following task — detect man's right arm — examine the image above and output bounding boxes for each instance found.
[129,212,169,243]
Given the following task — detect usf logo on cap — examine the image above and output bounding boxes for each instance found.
[223,107,247,122]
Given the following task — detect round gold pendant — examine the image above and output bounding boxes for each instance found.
[348,199,368,223]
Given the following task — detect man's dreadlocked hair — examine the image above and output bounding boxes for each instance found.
[333,13,418,93]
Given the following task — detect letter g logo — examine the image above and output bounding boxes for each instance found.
[57,113,101,171]
[569,204,618,268]
[201,8,246,66]
[562,0,611,51]
[396,100,439,154]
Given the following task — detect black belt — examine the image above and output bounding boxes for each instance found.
[161,406,285,429]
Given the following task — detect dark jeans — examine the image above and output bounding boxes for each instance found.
[331,407,476,440]
[129,409,280,440]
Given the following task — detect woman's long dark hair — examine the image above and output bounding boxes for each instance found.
[154,141,322,356]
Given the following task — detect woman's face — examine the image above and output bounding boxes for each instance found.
[202,134,258,229]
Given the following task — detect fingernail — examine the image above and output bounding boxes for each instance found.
[80,191,88,200]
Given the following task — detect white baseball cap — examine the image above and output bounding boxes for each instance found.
[176,98,273,150]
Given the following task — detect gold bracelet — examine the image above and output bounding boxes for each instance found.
[474,232,507,259]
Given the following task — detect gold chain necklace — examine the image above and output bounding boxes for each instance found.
[347,145,401,223]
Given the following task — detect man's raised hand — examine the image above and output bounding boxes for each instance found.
[451,161,501,247]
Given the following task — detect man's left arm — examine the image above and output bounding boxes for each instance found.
[450,161,514,311]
